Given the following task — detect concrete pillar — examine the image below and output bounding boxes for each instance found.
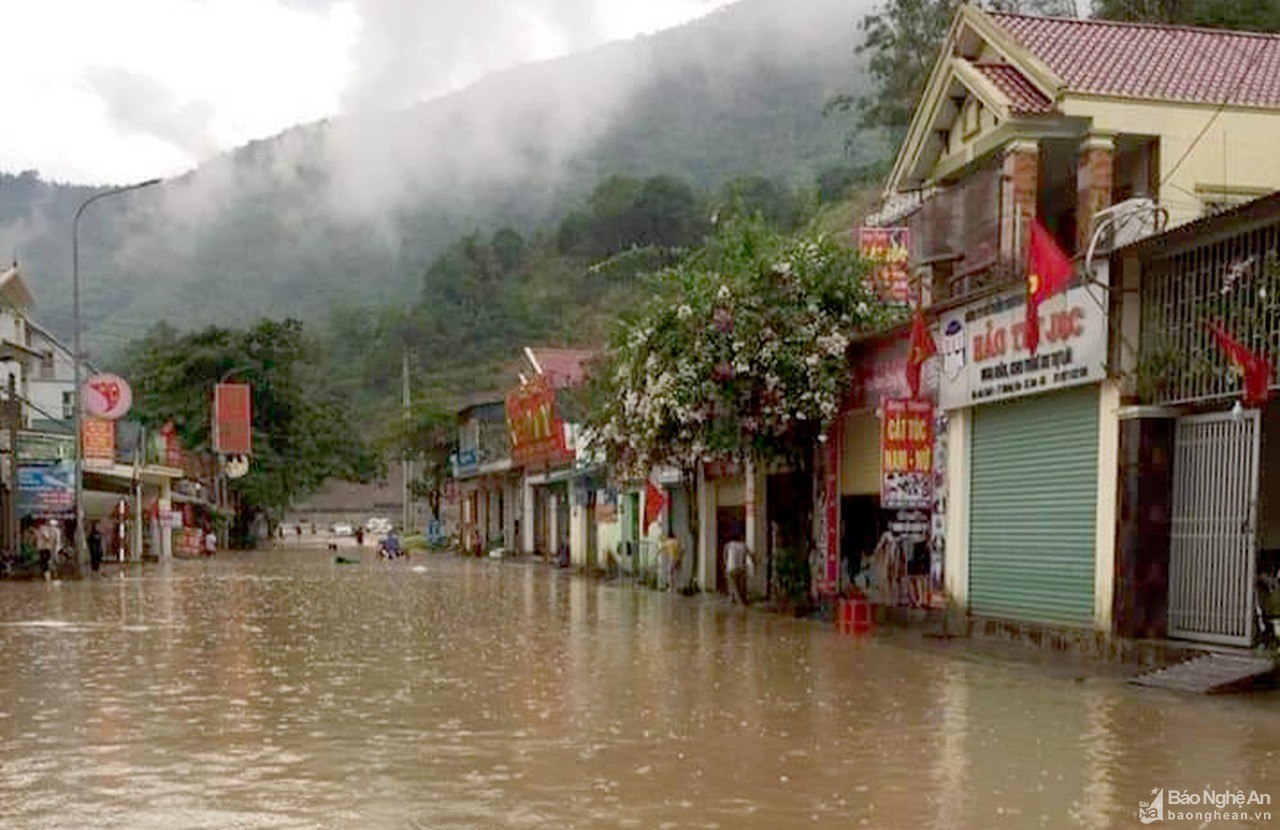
[522,478,535,554]
[1002,140,1038,263]
[569,479,589,567]
[943,410,968,608]
[696,463,716,592]
[745,458,767,594]
[1093,381,1121,632]
[502,477,517,551]
[1077,134,1115,255]
[159,478,173,561]
[548,492,559,559]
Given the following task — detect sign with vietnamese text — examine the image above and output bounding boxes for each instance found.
[82,417,115,469]
[213,382,252,455]
[858,227,911,305]
[880,399,934,509]
[17,462,74,518]
[506,377,573,468]
[937,285,1105,409]
[82,374,132,420]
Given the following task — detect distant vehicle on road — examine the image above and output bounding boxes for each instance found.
[365,517,393,534]
[331,522,354,536]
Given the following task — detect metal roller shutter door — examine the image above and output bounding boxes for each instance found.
[969,385,1099,626]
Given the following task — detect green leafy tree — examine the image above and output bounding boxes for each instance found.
[717,175,807,231]
[385,400,457,524]
[121,318,381,542]
[1091,0,1280,29]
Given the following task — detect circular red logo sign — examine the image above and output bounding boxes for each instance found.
[82,374,133,420]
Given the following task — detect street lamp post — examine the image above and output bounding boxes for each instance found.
[72,178,161,567]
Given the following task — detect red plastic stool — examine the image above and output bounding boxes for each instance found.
[836,597,872,633]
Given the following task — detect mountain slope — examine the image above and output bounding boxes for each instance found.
[0,0,877,357]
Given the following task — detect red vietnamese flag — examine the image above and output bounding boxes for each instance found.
[905,308,936,399]
[644,478,668,530]
[1025,219,1075,356]
[1205,320,1273,408]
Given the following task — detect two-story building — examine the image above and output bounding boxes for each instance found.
[866,7,1280,636]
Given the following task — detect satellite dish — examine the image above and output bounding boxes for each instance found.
[223,455,250,479]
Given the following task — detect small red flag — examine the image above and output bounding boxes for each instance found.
[1025,219,1074,356]
[906,309,936,399]
[1205,320,1272,408]
[644,478,668,530]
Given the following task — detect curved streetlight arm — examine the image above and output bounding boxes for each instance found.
[72,177,162,566]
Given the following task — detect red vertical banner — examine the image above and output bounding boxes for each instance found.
[823,421,840,594]
[214,383,253,455]
[82,417,115,469]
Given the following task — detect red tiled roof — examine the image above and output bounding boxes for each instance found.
[991,13,1280,107]
[529,347,596,389]
[974,63,1053,113]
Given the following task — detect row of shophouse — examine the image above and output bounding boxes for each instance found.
[456,7,1280,648]
[0,264,232,565]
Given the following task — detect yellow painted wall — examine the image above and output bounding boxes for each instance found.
[840,411,880,496]
[1061,96,1280,228]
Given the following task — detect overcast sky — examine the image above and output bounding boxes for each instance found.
[0,0,736,185]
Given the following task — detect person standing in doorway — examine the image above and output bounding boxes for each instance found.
[725,538,753,605]
[88,523,104,572]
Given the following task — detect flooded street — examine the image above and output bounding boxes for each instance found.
[0,550,1277,829]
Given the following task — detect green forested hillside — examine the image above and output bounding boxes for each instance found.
[0,0,878,363]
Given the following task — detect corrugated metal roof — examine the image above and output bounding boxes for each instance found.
[974,63,1053,113]
[992,13,1280,107]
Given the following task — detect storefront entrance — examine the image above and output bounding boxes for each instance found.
[1168,411,1260,646]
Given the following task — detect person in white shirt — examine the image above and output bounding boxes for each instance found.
[203,526,218,556]
[725,539,753,605]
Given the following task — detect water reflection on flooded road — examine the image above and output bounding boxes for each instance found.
[0,549,1277,828]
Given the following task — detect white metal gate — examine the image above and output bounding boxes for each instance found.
[1168,411,1260,646]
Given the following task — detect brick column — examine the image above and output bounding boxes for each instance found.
[1077,134,1115,255]
[1002,140,1038,264]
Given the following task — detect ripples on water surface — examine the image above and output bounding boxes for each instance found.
[0,549,1277,829]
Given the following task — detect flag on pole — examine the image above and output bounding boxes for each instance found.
[644,478,668,530]
[905,308,937,399]
[1025,219,1074,356]
[1205,320,1273,408]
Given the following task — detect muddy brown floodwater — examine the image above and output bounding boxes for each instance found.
[0,548,1277,829]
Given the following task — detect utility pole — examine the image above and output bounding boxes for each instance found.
[4,374,19,557]
[402,350,412,534]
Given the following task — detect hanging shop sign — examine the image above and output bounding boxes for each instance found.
[81,374,132,420]
[17,432,74,462]
[213,382,252,455]
[880,398,934,510]
[506,376,573,468]
[858,227,912,305]
[937,285,1106,409]
[17,462,74,518]
[82,416,115,469]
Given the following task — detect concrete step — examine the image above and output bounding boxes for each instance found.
[1130,652,1278,694]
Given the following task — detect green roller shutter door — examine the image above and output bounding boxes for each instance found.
[969,385,1099,627]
